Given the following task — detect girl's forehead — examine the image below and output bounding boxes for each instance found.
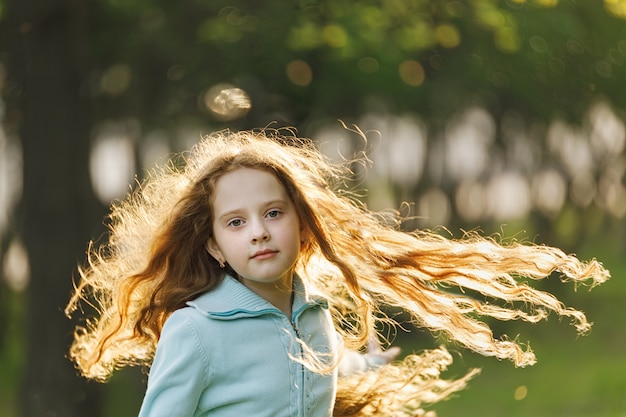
[211,167,290,209]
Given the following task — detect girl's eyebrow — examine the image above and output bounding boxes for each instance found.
[216,208,243,222]
[262,198,289,209]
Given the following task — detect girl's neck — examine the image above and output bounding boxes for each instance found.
[238,274,294,317]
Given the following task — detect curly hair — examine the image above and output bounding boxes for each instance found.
[66,128,609,416]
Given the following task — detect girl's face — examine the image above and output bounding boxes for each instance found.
[206,167,303,291]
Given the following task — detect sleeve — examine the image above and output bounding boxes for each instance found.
[336,334,388,377]
[336,332,402,377]
[338,349,388,376]
[138,311,211,417]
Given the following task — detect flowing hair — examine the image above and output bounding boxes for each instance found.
[66,128,608,416]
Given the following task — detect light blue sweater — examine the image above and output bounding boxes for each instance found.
[138,275,339,417]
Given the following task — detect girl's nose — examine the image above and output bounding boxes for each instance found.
[251,221,269,242]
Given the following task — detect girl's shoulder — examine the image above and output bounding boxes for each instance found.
[163,304,211,336]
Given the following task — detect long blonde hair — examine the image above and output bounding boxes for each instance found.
[66,128,608,415]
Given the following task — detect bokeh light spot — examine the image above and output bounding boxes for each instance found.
[398,60,425,86]
[479,10,505,28]
[3,238,30,292]
[596,60,612,78]
[566,39,585,54]
[435,24,461,48]
[203,83,251,120]
[358,57,380,73]
[535,0,558,7]
[487,172,531,220]
[514,385,528,401]
[571,173,596,207]
[89,132,136,204]
[323,24,348,48]
[418,188,451,228]
[286,60,313,86]
[167,65,186,81]
[456,180,487,222]
[495,27,520,53]
[0,132,22,233]
[605,0,626,19]
[529,36,548,53]
[532,169,566,217]
[100,63,131,96]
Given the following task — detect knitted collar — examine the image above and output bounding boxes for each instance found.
[186,274,327,321]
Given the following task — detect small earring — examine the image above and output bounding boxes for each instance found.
[218,259,225,268]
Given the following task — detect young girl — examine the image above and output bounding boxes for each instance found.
[66,128,608,416]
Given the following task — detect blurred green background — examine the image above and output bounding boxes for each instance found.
[1,0,625,416]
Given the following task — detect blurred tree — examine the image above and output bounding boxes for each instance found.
[4,0,105,416]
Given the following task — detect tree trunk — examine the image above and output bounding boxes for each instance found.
[5,0,104,415]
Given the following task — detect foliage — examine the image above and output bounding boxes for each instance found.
[78,0,626,131]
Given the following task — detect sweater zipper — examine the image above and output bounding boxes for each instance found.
[291,318,306,417]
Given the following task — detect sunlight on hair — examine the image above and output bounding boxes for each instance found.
[202,83,251,121]
[336,348,479,416]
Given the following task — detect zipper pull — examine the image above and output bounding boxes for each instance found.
[291,320,302,338]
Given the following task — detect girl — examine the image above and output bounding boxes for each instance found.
[66,128,608,416]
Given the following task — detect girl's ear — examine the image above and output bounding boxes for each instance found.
[300,224,311,245]
[206,238,224,264]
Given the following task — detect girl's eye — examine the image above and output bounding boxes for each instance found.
[267,210,281,218]
[228,219,243,227]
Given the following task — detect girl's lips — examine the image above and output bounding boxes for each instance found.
[251,249,277,260]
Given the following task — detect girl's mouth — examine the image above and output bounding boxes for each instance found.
[251,249,277,260]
